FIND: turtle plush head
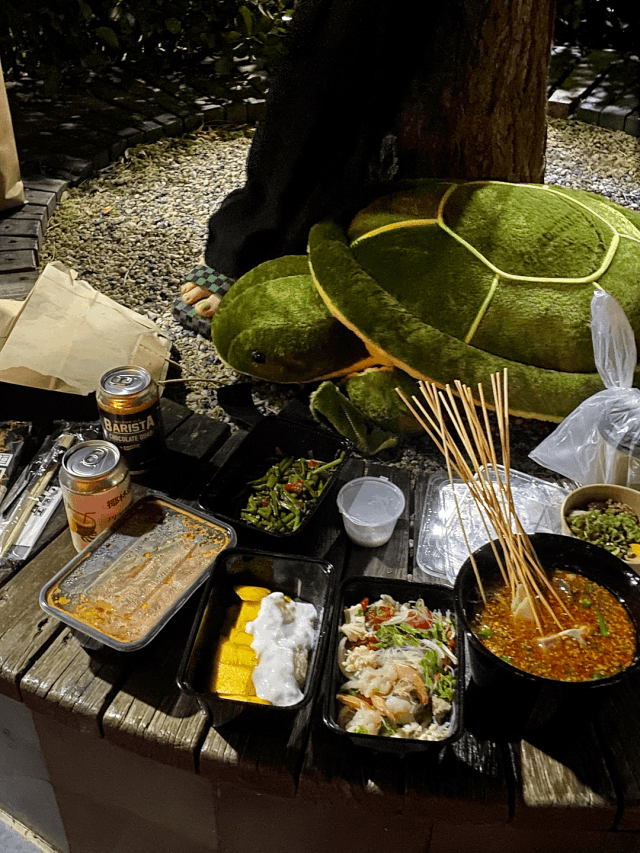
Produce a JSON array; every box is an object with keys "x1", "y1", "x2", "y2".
[{"x1": 211, "y1": 255, "x2": 374, "y2": 383}]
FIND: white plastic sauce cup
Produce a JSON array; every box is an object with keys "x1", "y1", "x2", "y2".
[{"x1": 336, "y1": 476, "x2": 405, "y2": 547}]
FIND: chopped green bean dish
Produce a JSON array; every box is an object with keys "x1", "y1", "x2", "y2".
[
  {"x1": 566, "y1": 499, "x2": 640, "y2": 559},
  {"x1": 239, "y1": 452, "x2": 345, "y2": 533}
]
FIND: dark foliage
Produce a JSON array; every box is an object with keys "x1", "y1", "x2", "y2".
[
  {"x1": 0, "y1": 0, "x2": 293, "y2": 97},
  {"x1": 554, "y1": 0, "x2": 637, "y2": 54},
  {"x1": 0, "y1": 1, "x2": 635, "y2": 96}
]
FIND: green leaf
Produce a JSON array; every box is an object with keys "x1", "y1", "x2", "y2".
[
  {"x1": 165, "y1": 18, "x2": 182, "y2": 35},
  {"x1": 77, "y1": 1, "x2": 94, "y2": 23},
  {"x1": 214, "y1": 56, "x2": 235, "y2": 76},
  {"x1": 95, "y1": 26, "x2": 119, "y2": 49},
  {"x1": 239, "y1": 6, "x2": 253, "y2": 35},
  {"x1": 42, "y1": 68, "x2": 63, "y2": 96},
  {"x1": 596, "y1": 611, "x2": 609, "y2": 637}
]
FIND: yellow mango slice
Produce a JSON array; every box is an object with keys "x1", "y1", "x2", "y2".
[
  {"x1": 212, "y1": 662, "x2": 254, "y2": 696},
  {"x1": 234, "y1": 585, "x2": 271, "y2": 602},
  {"x1": 228, "y1": 627, "x2": 254, "y2": 645},
  {"x1": 208, "y1": 585, "x2": 272, "y2": 704},
  {"x1": 216, "y1": 643, "x2": 257, "y2": 666}
]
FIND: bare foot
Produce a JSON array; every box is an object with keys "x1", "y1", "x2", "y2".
[{"x1": 180, "y1": 282, "x2": 222, "y2": 317}]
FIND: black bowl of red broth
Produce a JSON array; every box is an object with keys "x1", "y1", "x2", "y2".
[{"x1": 454, "y1": 532, "x2": 640, "y2": 736}]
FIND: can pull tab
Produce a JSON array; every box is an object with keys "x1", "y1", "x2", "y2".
[
  {"x1": 111, "y1": 373, "x2": 137, "y2": 387},
  {"x1": 84, "y1": 448, "x2": 108, "y2": 468}
]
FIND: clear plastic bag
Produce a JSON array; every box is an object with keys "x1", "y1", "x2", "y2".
[{"x1": 530, "y1": 289, "x2": 640, "y2": 486}]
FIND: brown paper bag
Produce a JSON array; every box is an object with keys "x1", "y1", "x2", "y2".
[
  {"x1": 0, "y1": 59, "x2": 26, "y2": 212},
  {"x1": 0, "y1": 262, "x2": 172, "y2": 395}
]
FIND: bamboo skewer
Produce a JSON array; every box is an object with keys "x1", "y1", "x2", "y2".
[{"x1": 397, "y1": 371, "x2": 570, "y2": 632}]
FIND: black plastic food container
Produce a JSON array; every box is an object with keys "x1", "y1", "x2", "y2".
[
  {"x1": 177, "y1": 547, "x2": 336, "y2": 724},
  {"x1": 454, "y1": 532, "x2": 640, "y2": 738},
  {"x1": 322, "y1": 576, "x2": 464, "y2": 753},
  {"x1": 198, "y1": 415, "x2": 351, "y2": 540}
]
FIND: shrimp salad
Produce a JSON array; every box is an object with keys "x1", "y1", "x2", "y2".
[{"x1": 336, "y1": 594, "x2": 457, "y2": 740}]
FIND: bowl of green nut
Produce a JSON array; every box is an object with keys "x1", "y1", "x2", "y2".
[{"x1": 561, "y1": 483, "x2": 640, "y2": 569}]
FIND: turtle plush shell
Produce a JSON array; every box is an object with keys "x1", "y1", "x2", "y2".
[{"x1": 308, "y1": 180, "x2": 640, "y2": 421}]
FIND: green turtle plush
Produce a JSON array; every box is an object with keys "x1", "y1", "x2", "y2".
[{"x1": 211, "y1": 179, "x2": 640, "y2": 453}]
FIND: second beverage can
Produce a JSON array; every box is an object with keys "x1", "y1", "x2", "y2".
[
  {"x1": 96, "y1": 366, "x2": 165, "y2": 475},
  {"x1": 59, "y1": 440, "x2": 132, "y2": 552}
]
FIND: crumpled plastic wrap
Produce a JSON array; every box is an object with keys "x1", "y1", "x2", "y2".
[{"x1": 530, "y1": 289, "x2": 640, "y2": 487}]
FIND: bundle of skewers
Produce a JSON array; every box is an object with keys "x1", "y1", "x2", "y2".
[{"x1": 397, "y1": 371, "x2": 568, "y2": 634}]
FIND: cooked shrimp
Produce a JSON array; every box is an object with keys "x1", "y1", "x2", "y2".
[
  {"x1": 392, "y1": 663, "x2": 429, "y2": 704},
  {"x1": 336, "y1": 693, "x2": 370, "y2": 711},
  {"x1": 336, "y1": 694, "x2": 384, "y2": 735},
  {"x1": 371, "y1": 694, "x2": 416, "y2": 725}
]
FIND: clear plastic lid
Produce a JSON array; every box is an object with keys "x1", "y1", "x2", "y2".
[{"x1": 415, "y1": 467, "x2": 572, "y2": 586}]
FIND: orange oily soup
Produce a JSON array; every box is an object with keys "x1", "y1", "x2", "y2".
[{"x1": 470, "y1": 570, "x2": 636, "y2": 682}]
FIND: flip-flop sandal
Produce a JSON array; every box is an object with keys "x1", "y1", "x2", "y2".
[{"x1": 172, "y1": 265, "x2": 235, "y2": 337}]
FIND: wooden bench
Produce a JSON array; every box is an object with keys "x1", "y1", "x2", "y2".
[{"x1": 1, "y1": 398, "x2": 640, "y2": 853}]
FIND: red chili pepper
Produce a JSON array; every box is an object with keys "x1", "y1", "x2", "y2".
[
  {"x1": 308, "y1": 460, "x2": 319, "y2": 468},
  {"x1": 285, "y1": 479, "x2": 305, "y2": 495}
]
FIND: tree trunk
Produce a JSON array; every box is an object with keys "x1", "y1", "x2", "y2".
[{"x1": 396, "y1": 0, "x2": 557, "y2": 182}]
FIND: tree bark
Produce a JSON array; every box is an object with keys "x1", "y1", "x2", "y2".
[
  {"x1": 396, "y1": 0, "x2": 557, "y2": 182},
  {"x1": 204, "y1": 0, "x2": 557, "y2": 278}
]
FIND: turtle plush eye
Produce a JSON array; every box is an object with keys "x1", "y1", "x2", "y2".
[{"x1": 251, "y1": 350, "x2": 267, "y2": 364}]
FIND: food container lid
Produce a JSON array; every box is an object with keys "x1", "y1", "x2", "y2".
[
  {"x1": 336, "y1": 476, "x2": 405, "y2": 527},
  {"x1": 39, "y1": 493, "x2": 236, "y2": 651},
  {"x1": 62, "y1": 440, "x2": 121, "y2": 479}
]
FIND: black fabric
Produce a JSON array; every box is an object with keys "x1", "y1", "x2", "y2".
[{"x1": 205, "y1": 0, "x2": 487, "y2": 279}]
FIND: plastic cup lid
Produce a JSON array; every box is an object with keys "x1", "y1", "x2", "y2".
[{"x1": 337, "y1": 476, "x2": 405, "y2": 527}]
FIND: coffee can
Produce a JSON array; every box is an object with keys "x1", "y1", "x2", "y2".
[
  {"x1": 60, "y1": 440, "x2": 132, "y2": 552},
  {"x1": 96, "y1": 366, "x2": 165, "y2": 474}
]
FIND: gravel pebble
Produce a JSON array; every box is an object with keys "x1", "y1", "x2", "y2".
[{"x1": 39, "y1": 119, "x2": 640, "y2": 480}]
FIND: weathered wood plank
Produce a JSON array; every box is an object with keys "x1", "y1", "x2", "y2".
[
  {"x1": 0, "y1": 218, "x2": 43, "y2": 243},
  {"x1": 0, "y1": 235, "x2": 39, "y2": 254},
  {"x1": 23, "y1": 187, "x2": 57, "y2": 218},
  {"x1": 2, "y1": 203, "x2": 49, "y2": 229},
  {"x1": 513, "y1": 740, "x2": 614, "y2": 831},
  {"x1": 0, "y1": 270, "x2": 38, "y2": 299},
  {"x1": 0, "y1": 532, "x2": 73, "y2": 700},
  {"x1": 20, "y1": 626, "x2": 130, "y2": 736},
  {"x1": 591, "y1": 675, "x2": 640, "y2": 830},
  {"x1": 0, "y1": 248, "x2": 37, "y2": 273},
  {"x1": 23, "y1": 176, "x2": 68, "y2": 201},
  {"x1": 100, "y1": 597, "x2": 207, "y2": 771}
]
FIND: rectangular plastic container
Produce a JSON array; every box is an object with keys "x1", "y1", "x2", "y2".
[
  {"x1": 416, "y1": 467, "x2": 572, "y2": 586},
  {"x1": 176, "y1": 547, "x2": 336, "y2": 724},
  {"x1": 322, "y1": 576, "x2": 464, "y2": 753},
  {"x1": 198, "y1": 415, "x2": 351, "y2": 540},
  {"x1": 39, "y1": 493, "x2": 236, "y2": 651}
]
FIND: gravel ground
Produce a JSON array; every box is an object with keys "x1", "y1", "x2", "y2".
[{"x1": 38, "y1": 118, "x2": 640, "y2": 478}]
